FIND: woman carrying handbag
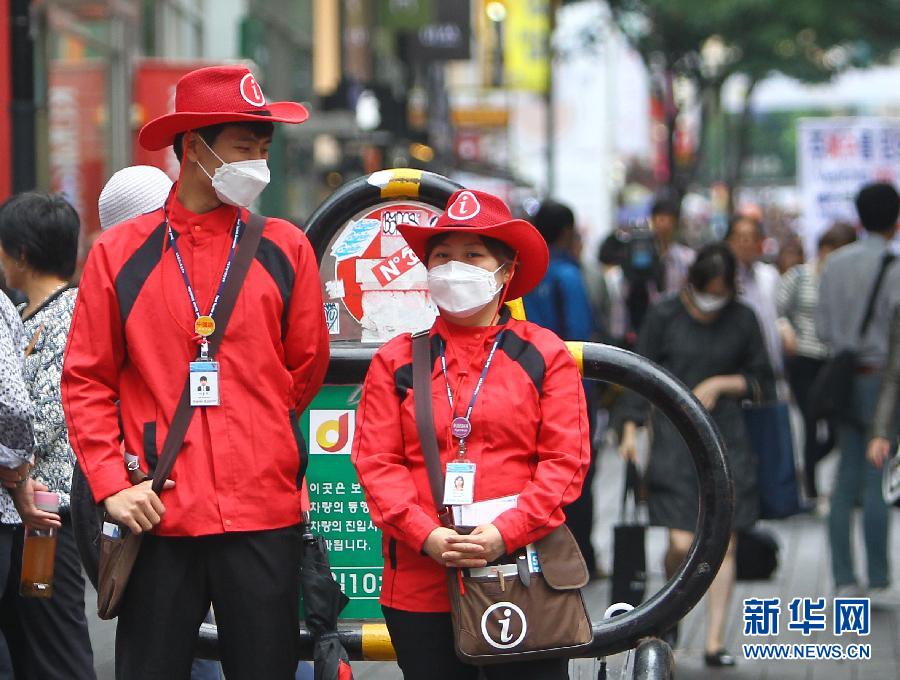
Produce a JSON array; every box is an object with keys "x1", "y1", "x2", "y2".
[{"x1": 351, "y1": 189, "x2": 591, "y2": 679}]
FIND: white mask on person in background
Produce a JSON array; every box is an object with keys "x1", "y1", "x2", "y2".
[
  {"x1": 196, "y1": 137, "x2": 270, "y2": 207},
  {"x1": 690, "y1": 286, "x2": 729, "y2": 314},
  {"x1": 427, "y1": 261, "x2": 506, "y2": 317}
]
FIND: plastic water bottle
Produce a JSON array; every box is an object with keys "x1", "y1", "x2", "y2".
[{"x1": 19, "y1": 491, "x2": 59, "y2": 598}]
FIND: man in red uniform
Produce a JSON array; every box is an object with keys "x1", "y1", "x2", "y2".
[{"x1": 62, "y1": 65, "x2": 329, "y2": 678}]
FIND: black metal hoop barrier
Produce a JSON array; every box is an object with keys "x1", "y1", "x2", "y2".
[{"x1": 286, "y1": 339, "x2": 735, "y2": 661}]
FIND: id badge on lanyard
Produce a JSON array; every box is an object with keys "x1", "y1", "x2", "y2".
[
  {"x1": 438, "y1": 331, "x2": 505, "y2": 507},
  {"x1": 167, "y1": 213, "x2": 242, "y2": 408},
  {"x1": 190, "y1": 361, "x2": 220, "y2": 407}
]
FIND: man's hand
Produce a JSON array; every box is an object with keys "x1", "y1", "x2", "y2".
[
  {"x1": 10, "y1": 479, "x2": 61, "y2": 530},
  {"x1": 0, "y1": 461, "x2": 31, "y2": 489},
  {"x1": 867, "y1": 437, "x2": 892, "y2": 470},
  {"x1": 103, "y1": 479, "x2": 175, "y2": 534}
]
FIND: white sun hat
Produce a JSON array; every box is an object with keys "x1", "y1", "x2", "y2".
[{"x1": 98, "y1": 165, "x2": 173, "y2": 230}]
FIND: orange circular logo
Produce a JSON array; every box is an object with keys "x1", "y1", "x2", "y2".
[{"x1": 195, "y1": 316, "x2": 216, "y2": 337}]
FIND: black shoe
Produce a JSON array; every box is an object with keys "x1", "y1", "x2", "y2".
[{"x1": 704, "y1": 649, "x2": 737, "y2": 667}]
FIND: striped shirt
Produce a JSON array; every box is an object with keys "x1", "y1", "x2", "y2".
[{"x1": 777, "y1": 263, "x2": 828, "y2": 360}]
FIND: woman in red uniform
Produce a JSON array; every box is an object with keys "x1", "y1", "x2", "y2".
[{"x1": 351, "y1": 190, "x2": 590, "y2": 679}]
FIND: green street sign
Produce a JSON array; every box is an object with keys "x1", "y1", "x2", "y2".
[{"x1": 301, "y1": 384, "x2": 383, "y2": 619}]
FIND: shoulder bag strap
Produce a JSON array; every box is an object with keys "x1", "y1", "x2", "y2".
[
  {"x1": 412, "y1": 331, "x2": 453, "y2": 528},
  {"x1": 858, "y1": 252, "x2": 896, "y2": 342},
  {"x1": 150, "y1": 211, "x2": 265, "y2": 494}
]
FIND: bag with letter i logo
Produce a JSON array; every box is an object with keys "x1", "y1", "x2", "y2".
[{"x1": 411, "y1": 331, "x2": 594, "y2": 663}]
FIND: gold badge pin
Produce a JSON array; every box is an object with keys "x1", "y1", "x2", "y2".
[{"x1": 195, "y1": 315, "x2": 216, "y2": 337}]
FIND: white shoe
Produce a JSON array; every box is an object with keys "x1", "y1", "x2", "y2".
[{"x1": 868, "y1": 587, "x2": 900, "y2": 608}]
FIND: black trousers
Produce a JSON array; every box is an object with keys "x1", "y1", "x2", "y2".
[
  {"x1": 0, "y1": 524, "x2": 14, "y2": 679},
  {"x1": 116, "y1": 524, "x2": 301, "y2": 680},
  {"x1": 383, "y1": 607, "x2": 569, "y2": 680},
  {"x1": 0, "y1": 515, "x2": 96, "y2": 680},
  {"x1": 785, "y1": 355, "x2": 835, "y2": 498},
  {"x1": 564, "y1": 386, "x2": 598, "y2": 574}
]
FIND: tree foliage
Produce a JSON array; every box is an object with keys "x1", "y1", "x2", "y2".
[{"x1": 606, "y1": 0, "x2": 900, "y2": 195}]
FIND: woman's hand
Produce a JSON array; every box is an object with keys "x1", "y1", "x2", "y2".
[
  {"x1": 0, "y1": 461, "x2": 31, "y2": 490},
  {"x1": 445, "y1": 524, "x2": 506, "y2": 566},
  {"x1": 867, "y1": 437, "x2": 892, "y2": 469},
  {"x1": 693, "y1": 377, "x2": 723, "y2": 411},
  {"x1": 424, "y1": 527, "x2": 485, "y2": 568},
  {"x1": 10, "y1": 479, "x2": 62, "y2": 530},
  {"x1": 619, "y1": 421, "x2": 639, "y2": 462}
]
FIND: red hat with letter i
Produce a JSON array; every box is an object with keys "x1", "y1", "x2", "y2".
[
  {"x1": 398, "y1": 189, "x2": 549, "y2": 300},
  {"x1": 138, "y1": 65, "x2": 309, "y2": 151}
]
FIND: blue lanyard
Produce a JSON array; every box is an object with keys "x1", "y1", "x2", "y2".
[
  {"x1": 438, "y1": 330, "x2": 506, "y2": 426},
  {"x1": 166, "y1": 216, "x2": 242, "y2": 326}
]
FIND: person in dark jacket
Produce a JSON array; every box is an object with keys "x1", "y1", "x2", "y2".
[
  {"x1": 620, "y1": 243, "x2": 775, "y2": 668},
  {"x1": 523, "y1": 199, "x2": 601, "y2": 576},
  {"x1": 353, "y1": 189, "x2": 590, "y2": 680}
]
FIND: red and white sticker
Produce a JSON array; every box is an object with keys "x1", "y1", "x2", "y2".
[
  {"x1": 447, "y1": 190, "x2": 481, "y2": 221},
  {"x1": 240, "y1": 73, "x2": 266, "y2": 107},
  {"x1": 371, "y1": 246, "x2": 421, "y2": 287},
  {"x1": 324, "y1": 202, "x2": 441, "y2": 342}
]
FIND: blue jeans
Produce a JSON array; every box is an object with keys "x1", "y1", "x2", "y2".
[{"x1": 828, "y1": 374, "x2": 892, "y2": 588}]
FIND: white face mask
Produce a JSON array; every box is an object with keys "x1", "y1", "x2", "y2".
[
  {"x1": 427, "y1": 261, "x2": 506, "y2": 317},
  {"x1": 196, "y1": 137, "x2": 270, "y2": 207},
  {"x1": 690, "y1": 286, "x2": 729, "y2": 314}
]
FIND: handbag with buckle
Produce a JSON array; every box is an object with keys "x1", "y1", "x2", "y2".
[
  {"x1": 95, "y1": 211, "x2": 265, "y2": 620},
  {"x1": 411, "y1": 331, "x2": 593, "y2": 663}
]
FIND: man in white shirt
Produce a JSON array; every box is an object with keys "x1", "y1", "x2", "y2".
[{"x1": 726, "y1": 215, "x2": 784, "y2": 377}]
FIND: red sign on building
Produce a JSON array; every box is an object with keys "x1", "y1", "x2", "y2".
[{"x1": 132, "y1": 59, "x2": 211, "y2": 179}]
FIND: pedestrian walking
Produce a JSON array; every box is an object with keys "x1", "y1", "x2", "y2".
[
  {"x1": 868, "y1": 303, "x2": 900, "y2": 475},
  {"x1": 619, "y1": 243, "x2": 775, "y2": 667},
  {"x1": 352, "y1": 189, "x2": 590, "y2": 679},
  {"x1": 816, "y1": 182, "x2": 900, "y2": 605},
  {"x1": 523, "y1": 198, "x2": 601, "y2": 577},
  {"x1": 777, "y1": 223, "x2": 856, "y2": 503},
  {"x1": 650, "y1": 197, "x2": 695, "y2": 294},
  {"x1": 0, "y1": 193, "x2": 96, "y2": 679},
  {"x1": 62, "y1": 64, "x2": 329, "y2": 678},
  {"x1": 725, "y1": 215, "x2": 784, "y2": 377}
]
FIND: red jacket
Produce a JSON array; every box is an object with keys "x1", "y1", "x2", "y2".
[
  {"x1": 351, "y1": 314, "x2": 589, "y2": 612},
  {"x1": 62, "y1": 193, "x2": 329, "y2": 536}
]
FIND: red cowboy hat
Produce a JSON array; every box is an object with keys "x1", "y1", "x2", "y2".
[
  {"x1": 398, "y1": 189, "x2": 549, "y2": 300},
  {"x1": 139, "y1": 65, "x2": 309, "y2": 151}
]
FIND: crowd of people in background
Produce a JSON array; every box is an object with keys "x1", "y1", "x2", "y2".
[
  {"x1": 520, "y1": 181, "x2": 900, "y2": 666},
  {"x1": 2, "y1": 161, "x2": 900, "y2": 675}
]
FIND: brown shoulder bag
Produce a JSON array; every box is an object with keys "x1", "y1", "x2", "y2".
[
  {"x1": 411, "y1": 331, "x2": 594, "y2": 664},
  {"x1": 96, "y1": 212, "x2": 265, "y2": 620}
]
